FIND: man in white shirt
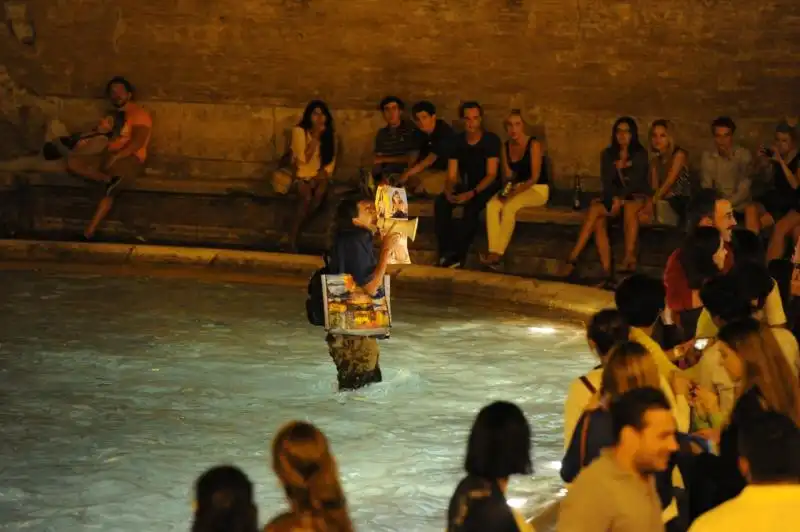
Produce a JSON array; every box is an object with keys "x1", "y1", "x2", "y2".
[
  {"x1": 700, "y1": 116, "x2": 753, "y2": 221},
  {"x1": 688, "y1": 410, "x2": 800, "y2": 532}
]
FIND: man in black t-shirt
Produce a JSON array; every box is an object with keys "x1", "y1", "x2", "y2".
[
  {"x1": 397, "y1": 100, "x2": 454, "y2": 197},
  {"x1": 434, "y1": 101, "x2": 501, "y2": 268}
]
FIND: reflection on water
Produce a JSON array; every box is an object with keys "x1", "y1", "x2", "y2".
[{"x1": 0, "y1": 271, "x2": 594, "y2": 531}]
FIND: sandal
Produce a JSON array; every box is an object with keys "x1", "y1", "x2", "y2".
[
  {"x1": 594, "y1": 275, "x2": 617, "y2": 291},
  {"x1": 479, "y1": 252, "x2": 504, "y2": 271},
  {"x1": 618, "y1": 259, "x2": 637, "y2": 275},
  {"x1": 558, "y1": 258, "x2": 578, "y2": 278}
]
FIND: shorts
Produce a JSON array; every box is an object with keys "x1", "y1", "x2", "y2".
[
  {"x1": 69, "y1": 151, "x2": 143, "y2": 196},
  {"x1": 756, "y1": 190, "x2": 797, "y2": 220}
]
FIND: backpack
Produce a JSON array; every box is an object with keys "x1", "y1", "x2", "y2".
[{"x1": 306, "y1": 250, "x2": 344, "y2": 327}]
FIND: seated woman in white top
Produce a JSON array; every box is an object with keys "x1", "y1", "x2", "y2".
[
  {"x1": 480, "y1": 110, "x2": 549, "y2": 270},
  {"x1": 273, "y1": 100, "x2": 337, "y2": 252}
]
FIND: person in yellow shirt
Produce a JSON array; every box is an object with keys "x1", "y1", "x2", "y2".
[
  {"x1": 687, "y1": 411, "x2": 800, "y2": 532},
  {"x1": 614, "y1": 274, "x2": 682, "y2": 378}
]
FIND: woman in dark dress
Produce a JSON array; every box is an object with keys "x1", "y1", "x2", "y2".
[{"x1": 561, "y1": 116, "x2": 650, "y2": 286}]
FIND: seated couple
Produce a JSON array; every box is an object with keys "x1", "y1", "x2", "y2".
[
  {"x1": 701, "y1": 117, "x2": 800, "y2": 262},
  {"x1": 560, "y1": 117, "x2": 692, "y2": 286},
  {"x1": 436, "y1": 104, "x2": 550, "y2": 269},
  {"x1": 368, "y1": 97, "x2": 452, "y2": 198},
  {"x1": 7, "y1": 76, "x2": 153, "y2": 239}
]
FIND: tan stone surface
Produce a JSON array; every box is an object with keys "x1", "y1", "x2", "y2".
[{"x1": 2, "y1": 1, "x2": 799, "y2": 186}]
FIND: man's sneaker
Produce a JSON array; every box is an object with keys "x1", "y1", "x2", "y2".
[
  {"x1": 105, "y1": 176, "x2": 122, "y2": 196},
  {"x1": 442, "y1": 257, "x2": 463, "y2": 269}
]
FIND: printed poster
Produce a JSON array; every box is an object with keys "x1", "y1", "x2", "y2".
[
  {"x1": 376, "y1": 185, "x2": 409, "y2": 220},
  {"x1": 322, "y1": 274, "x2": 392, "y2": 336}
]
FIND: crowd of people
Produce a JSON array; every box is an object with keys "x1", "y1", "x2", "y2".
[
  {"x1": 558, "y1": 200, "x2": 800, "y2": 531},
  {"x1": 37, "y1": 77, "x2": 800, "y2": 531},
  {"x1": 51, "y1": 77, "x2": 800, "y2": 286}
]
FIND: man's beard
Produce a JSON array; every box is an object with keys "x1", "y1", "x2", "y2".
[{"x1": 111, "y1": 99, "x2": 127, "y2": 109}]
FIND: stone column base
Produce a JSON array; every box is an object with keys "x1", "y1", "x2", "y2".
[{"x1": 326, "y1": 334, "x2": 382, "y2": 391}]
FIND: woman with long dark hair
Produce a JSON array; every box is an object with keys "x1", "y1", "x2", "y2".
[
  {"x1": 191, "y1": 465, "x2": 259, "y2": 532},
  {"x1": 560, "y1": 116, "x2": 650, "y2": 286},
  {"x1": 273, "y1": 100, "x2": 337, "y2": 252}
]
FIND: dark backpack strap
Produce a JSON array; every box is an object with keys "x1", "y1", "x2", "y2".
[
  {"x1": 579, "y1": 412, "x2": 592, "y2": 467},
  {"x1": 579, "y1": 375, "x2": 597, "y2": 394}
]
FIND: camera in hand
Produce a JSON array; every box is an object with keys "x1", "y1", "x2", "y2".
[{"x1": 762, "y1": 147, "x2": 775, "y2": 158}]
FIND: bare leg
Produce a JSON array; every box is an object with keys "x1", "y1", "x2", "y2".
[
  {"x1": 593, "y1": 216, "x2": 613, "y2": 275},
  {"x1": 567, "y1": 201, "x2": 607, "y2": 262},
  {"x1": 67, "y1": 156, "x2": 111, "y2": 183},
  {"x1": 84, "y1": 196, "x2": 114, "y2": 239},
  {"x1": 767, "y1": 211, "x2": 800, "y2": 261},
  {"x1": 621, "y1": 200, "x2": 643, "y2": 270},
  {"x1": 287, "y1": 180, "x2": 314, "y2": 251},
  {"x1": 308, "y1": 178, "x2": 328, "y2": 215},
  {"x1": 743, "y1": 203, "x2": 763, "y2": 234}
]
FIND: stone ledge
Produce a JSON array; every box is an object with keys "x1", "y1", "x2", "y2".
[
  {"x1": 0, "y1": 239, "x2": 615, "y2": 318},
  {"x1": 408, "y1": 200, "x2": 585, "y2": 225}
]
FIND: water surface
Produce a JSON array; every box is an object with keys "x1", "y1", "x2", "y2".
[{"x1": 0, "y1": 271, "x2": 593, "y2": 531}]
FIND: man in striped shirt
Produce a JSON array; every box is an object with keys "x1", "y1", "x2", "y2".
[{"x1": 370, "y1": 96, "x2": 419, "y2": 189}]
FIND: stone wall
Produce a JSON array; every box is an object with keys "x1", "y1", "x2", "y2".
[{"x1": 2, "y1": 0, "x2": 799, "y2": 187}]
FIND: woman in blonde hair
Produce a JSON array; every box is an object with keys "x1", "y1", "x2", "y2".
[
  {"x1": 707, "y1": 318, "x2": 800, "y2": 506},
  {"x1": 265, "y1": 421, "x2": 353, "y2": 532},
  {"x1": 560, "y1": 342, "x2": 685, "y2": 527},
  {"x1": 561, "y1": 341, "x2": 662, "y2": 482},
  {"x1": 647, "y1": 119, "x2": 693, "y2": 229},
  {"x1": 479, "y1": 109, "x2": 549, "y2": 270}
]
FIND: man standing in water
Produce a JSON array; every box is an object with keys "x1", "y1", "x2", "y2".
[{"x1": 327, "y1": 197, "x2": 401, "y2": 390}]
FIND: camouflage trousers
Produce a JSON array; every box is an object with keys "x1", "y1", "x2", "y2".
[{"x1": 326, "y1": 334, "x2": 382, "y2": 391}]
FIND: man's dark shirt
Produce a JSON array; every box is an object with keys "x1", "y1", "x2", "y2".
[
  {"x1": 449, "y1": 131, "x2": 502, "y2": 190},
  {"x1": 329, "y1": 227, "x2": 376, "y2": 287},
  {"x1": 416, "y1": 119, "x2": 454, "y2": 171}
]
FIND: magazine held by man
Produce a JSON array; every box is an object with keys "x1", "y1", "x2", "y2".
[
  {"x1": 375, "y1": 184, "x2": 413, "y2": 264},
  {"x1": 322, "y1": 274, "x2": 392, "y2": 336}
]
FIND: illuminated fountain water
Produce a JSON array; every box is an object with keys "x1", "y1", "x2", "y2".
[{"x1": 0, "y1": 270, "x2": 594, "y2": 531}]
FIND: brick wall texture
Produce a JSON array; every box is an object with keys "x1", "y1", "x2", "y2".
[{"x1": 2, "y1": 0, "x2": 799, "y2": 187}]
